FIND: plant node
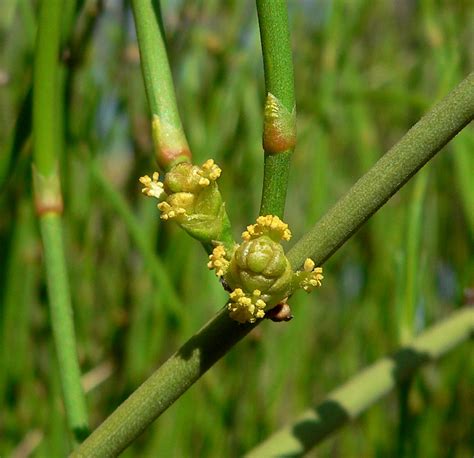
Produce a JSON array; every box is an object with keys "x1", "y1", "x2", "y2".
[
  {"x1": 263, "y1": 93, "x2": 296, "y2": 154},
  {"x1": 32, "y1": 165, "x2": 64, "y2": 215},
  {"x1": 152, "y1": 114, "x2": 192, "y2": 170}
]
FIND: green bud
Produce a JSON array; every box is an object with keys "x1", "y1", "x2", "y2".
[
  {"x1": 140, "y1": 159, "x2": 232, "y2": 249},
  {"x1": 225, "y1": 235, "x2": 293, "y2": 307},
  {"x1": 207, "y1": 215, "x2": 324, "y2": 324}
]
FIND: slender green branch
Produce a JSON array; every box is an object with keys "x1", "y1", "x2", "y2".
[
  {"x1": 246, "y1": 307, "x2": 474, "y2": 457},
  {"x1": 131, "y1": 0, "x2": 191, "y2": 170},
  {"x1": 287, "y1": 72, "x2": 474, "y2": 269},
  {"x1": 132, "y1": 0, "x2": 234, "y2": 254},
  {"x1": 33, "y1": 0, "x2": 61, "y2": 176},
  {"x1": 71, "y1": 310, "x2": 257, "y2": 457},
  {"x1": 39, "y1": 215, "x2": 89, "y2": 442},
  {"x1": 73, "y1": 74, "x2": 473, "y2": 457},
  {"x1": 33, "y1": 0, "x2": 88, "y2": 444},
  {"x1": 257, "y1": 0, "x2": 296, "y2": 217}
]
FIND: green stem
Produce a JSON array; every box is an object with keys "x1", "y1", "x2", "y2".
[
  {"x1": 287, "y1": 72, "x2": 474, "y2": 269},
  {"x1": 131, "y1": 0, "x2": 191, "y2": 170},
  {"x1": 33, "y1": 0, "x2": 88, "y2": 444},
  {"x1": 257, "y1": 0, "x2": 296, "y2": 217},
  {"x1": 40, "y1": 215, "x2": 89, "y2": 443},
  {"x1": 71, "y1": 310, "x2": 257, "y2": 457},
  {"x1": 33, "y1": 0, "x2": 61, "y2": 176},
  {"x1": 246, "y1": 307, "x2": 474, "y2": 457},
  {"x1": 73, "y1": 74, "x2": 473, "y2": 457}
]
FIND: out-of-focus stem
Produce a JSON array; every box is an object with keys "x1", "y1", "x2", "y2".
[
  {"x1": 246, "y1": 307, "x2": 474, "y2": 457},
  {"x1": 89, "y1": 160, "x2": 186, "y2": 325},
  {"x1": 399, "y1": 171, "x2": 429, "y2": 344}
]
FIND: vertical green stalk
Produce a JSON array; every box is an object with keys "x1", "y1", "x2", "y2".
[
  {"x1": 256, "y1": 0, "x2": 296, "y2": 218},
  {"x1": 131, "y1": 0, "x2": 191, "y2": 170},
  {"x1": 396, "y1": 171, "x2": 428, "y2": 457},
  {"x1": 33, "y1": 0, "x2": 88, "y2": 444},
  {"x1": 399, "y1": 171, "x2": 429, "y2": 344}
]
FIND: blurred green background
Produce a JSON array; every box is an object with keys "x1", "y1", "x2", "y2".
[{"x1": 1, "y1": 0, "x2": 473, "y2": 456}]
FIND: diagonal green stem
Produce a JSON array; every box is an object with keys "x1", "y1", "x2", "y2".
[
  {"x1": 72, "y1": 74, "x2": 473, "y2": 457},
  {"x1": 257, "y1": 0, "x2": 296, "y2": 217},
  {"x1": 246, "y1": 307, "x2": 474, "y2": 457},
  {"x1": 71, "y1": 310, "x2": 257, "y2": 457},
  {"x1": 131, "y1": 0, "x2": 191, "y2": 170},
  {"x1": 33, "y1": 0, "x2": 88, "y2": 445},
  {"x1": 287, "y1": 72, "x2": 474, "y2": 269}
]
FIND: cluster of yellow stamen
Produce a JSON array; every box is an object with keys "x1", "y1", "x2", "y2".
[
  {"x1": 139, "y1": 159, "x2": 223, "y2": 222},
  {"x1": 157, "y1": 201, "x2": 186, "y2": 221},
  {"x1": 207, "y1": 245, "x2": 229, "y2": 277},
  {"x1": 299, "y1": 258, "x2": 324, "y2": 292},
  {"x1": 139, "y1": 172, "x2": 165, "y2": 200},
  {"x1": 242, "y1": 215, "x2": 291, "y2": 242},
  {"x1": 228, "y1": 288, "x2": 267, "y2": 324},
  {"x1": 197, "y1": 159, "x2": 221, "y2": 187}
]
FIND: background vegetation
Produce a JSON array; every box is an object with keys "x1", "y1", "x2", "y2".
[{"x1": 1, "y1": 0, "x2": 473, "y2": 456}]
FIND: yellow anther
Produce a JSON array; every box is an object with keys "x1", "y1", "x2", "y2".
[
  {"x1": 198, "y1": 177, "x2": 211, "y2": 187},
  {"x1": 256, "y1": 299, "x2": 266, "y2": 309},
  {"x1": 304, "y1": 258, "x2": 315, "y2": 272}
]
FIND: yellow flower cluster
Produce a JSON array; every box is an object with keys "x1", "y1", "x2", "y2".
[
  {"x1": 207, "y1": 245, "x2": 228, "y2": 277},
  {"x1": 139, "y1": 172, "x2": 165, "y2": 200},
  {"x1": 242, "y1": 215, "x2": 291, "y2": 242},
  {"x1": 207, "y1": 214, "x2": 323, "y2": 324},
  {"x1": 299, "y1": 258, "x2": 324, "y2": 292},
  {"x1": 228, "y1": 288, "x2": 266, "y2": 324},
  {"x1": 157, "y1": 201, "x2": 186, "y2": 220},
  {"x1": 139, "y1": 159, "x2": 222, "y2": 222},
  {"x1": 198, "y1": 159, "x2": 221, "y2": 186}
]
